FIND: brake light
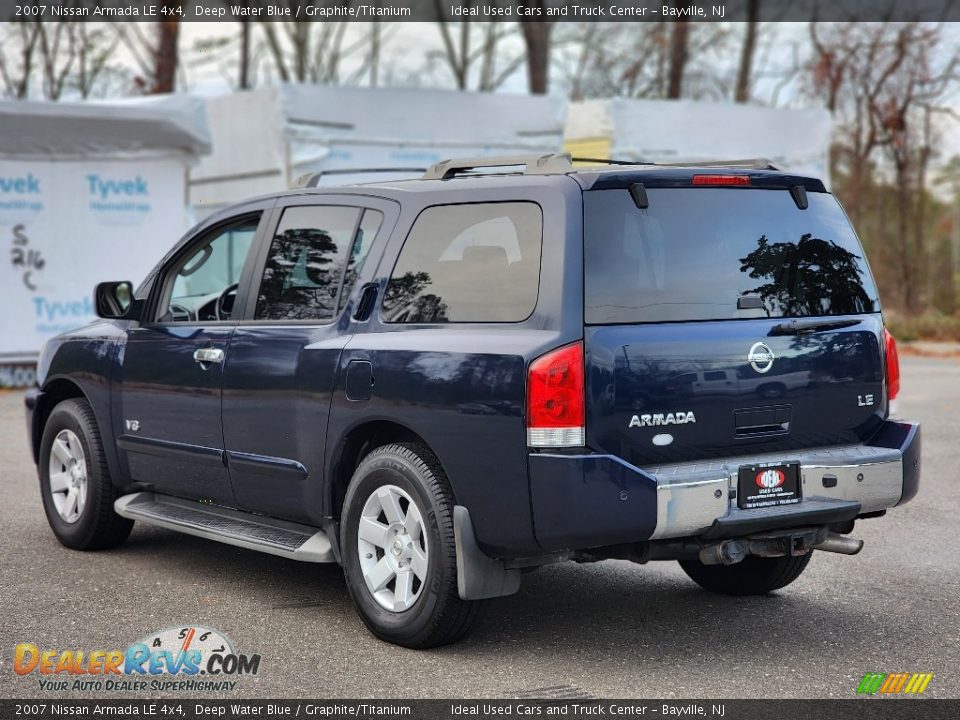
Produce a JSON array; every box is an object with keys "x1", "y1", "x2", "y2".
[
  {"x1": 884, "y1": 328, "x2": 900, "y2": 401},
  {"x1": 692, "y1": 174, "x2": 751, "y2": 186},
  {"x1": 527, "y1": 341, "x2": 585, "y2": 447}
]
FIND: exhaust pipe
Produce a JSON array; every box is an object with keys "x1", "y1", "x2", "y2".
[
  {"x1": 813, "y1": 532, "x2": 864, "y2": 555},
  {"x1": 699, "y1": 539, "x2": 747, "y2": 566},
  {"x1": 698, "y1": 530, "x2": 864, "y2": 565}
]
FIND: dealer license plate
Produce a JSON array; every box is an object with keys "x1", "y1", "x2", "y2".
[{"x1": 737, "y1": 462, "x2": 801, "y2": 509}]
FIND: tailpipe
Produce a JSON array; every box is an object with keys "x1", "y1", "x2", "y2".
[
  {"x1": 699, "y1": 539, "x2": 747, "y2": 566},
  {"x1": 813, "y1": 532, "x2": 864, "y2": 555},
  {"x1": 697, "y1": 529, "x2": 863, "y2": 565}
]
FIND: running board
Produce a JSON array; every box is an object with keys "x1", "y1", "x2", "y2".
[{"x1": 114, "y1": 492, "x2": 335, "y2": 563}]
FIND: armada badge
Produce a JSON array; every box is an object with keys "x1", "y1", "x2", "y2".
[{"x1": 629, "y1": 412, "x2": 696, "y2": 428}]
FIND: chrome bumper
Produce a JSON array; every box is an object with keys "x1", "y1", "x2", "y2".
[{"x1": 645, "y1": 425, "x2": 919, "y2": 541}]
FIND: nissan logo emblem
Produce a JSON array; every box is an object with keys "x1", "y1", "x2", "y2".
[{"x1": 748, "y1": 342, "x2": 775, "y2": 374}]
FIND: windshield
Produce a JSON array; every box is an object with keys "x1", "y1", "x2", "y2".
[{"x1": 583, "y1": 188, "x2": 879, "y2": 324}]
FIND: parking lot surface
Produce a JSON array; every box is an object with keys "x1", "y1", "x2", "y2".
[{"x1": 1, "y1": 356, "x2": 958, "y2": 699}]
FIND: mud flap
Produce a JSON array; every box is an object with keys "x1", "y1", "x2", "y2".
[{"x1": 454, "y1": 506, "x2": 521, "y2": 600}]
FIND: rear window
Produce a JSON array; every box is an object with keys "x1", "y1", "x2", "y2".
[{"x1": 584, "y1": 188, "x2": 879, "y2": 324}]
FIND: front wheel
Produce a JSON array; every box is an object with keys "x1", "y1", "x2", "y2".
[
  {"x1": 679, "y1": 553, "x2": 812, "y2": 596},
  {"x1": 39, "y1": 398, "x2": 134, "y2": 550},
  {"x1": 340, "y1": 443, "x2": 482, "y2": 648}
]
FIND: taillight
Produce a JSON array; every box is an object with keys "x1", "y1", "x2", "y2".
[
  {"x1": 884, "y1": 328, "x2": 900, "y2": 402},
  {"x1": 527, "y1": 341, "x2": 585, "y2": 448},
  {"x1": 692, "y1": 174, "x2": 751, "y2": 186}
]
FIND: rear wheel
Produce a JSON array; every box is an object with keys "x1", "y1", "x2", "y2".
[
  {"x1": 679, "y1": 553, "x2": 812, "y2": 595},
  {"x1": 39, "y1": 398, "x2": 133, "y2": 550},
  {"x1": 340, "y1": 442, "x2": 482, "y2": 648}
]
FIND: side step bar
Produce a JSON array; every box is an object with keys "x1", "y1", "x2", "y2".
[{"x1": 115, "y1": 492, "x2": 335, "y2": 563}]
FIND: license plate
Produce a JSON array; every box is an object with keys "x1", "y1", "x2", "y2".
[{"x1": 738, "y1": 462, "x2": 801, "y2": 509}]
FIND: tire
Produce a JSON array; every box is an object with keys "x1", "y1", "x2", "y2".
[
  {"x1": 38, "y1": 398, "x2": 134, "y2": 550},
  {"x1": 679, "y1": 553, "x2": 812, "y2": 596},
  {"x1": 340, "y1": 442, "x2": 482, "y2": 648}
]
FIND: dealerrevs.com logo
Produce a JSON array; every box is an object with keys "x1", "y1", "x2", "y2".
[{"x1": 14, "y1": 626, "x2": 260, "y2": 693}]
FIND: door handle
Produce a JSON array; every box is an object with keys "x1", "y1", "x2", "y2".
[
  {"x1": 353, "y1": 283, "x2": 379, "y2": 322},
  {"x1": 193, "y1": 348, "x2": 225, "y2": 365}
]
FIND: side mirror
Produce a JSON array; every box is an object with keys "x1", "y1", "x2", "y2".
[{"x1": 94, "y1": 281, "x2": 142, "y2": 321}]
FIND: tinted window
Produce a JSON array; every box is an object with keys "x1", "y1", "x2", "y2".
[
  {"x1": 382, "y1": 202, "x2": 542, "y2": 323},
  {"x1": 255, "y1": 205, "x2": 361, "y2": 321},
  {"x1": 337, "y1": 210, "x2": 382, "y2": 315},
  {"x1": 584, "y1": 189, "x2": 879, "y2": 324}
]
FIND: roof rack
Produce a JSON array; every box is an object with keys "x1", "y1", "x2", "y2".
[
  {"x1": 292, "y1": 168, "x2": 428, "y2": 189},
  {"x1": 422, "y1": 153, "x2": 574, "y2": 180},
  {"x1": 659, "y1": 158, "x2": 782, "y2": 171}
]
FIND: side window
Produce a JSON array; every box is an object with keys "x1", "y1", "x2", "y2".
[
  {"x1": 381, "y1": 202, "x2": 542, "y2": 323},
  {"x1": 255, "y1": 205, "x2": 366, "y2": 321},
  {"x1": 338, "y1": 210, "x2": 382, "y2": 315},
  {"x1": 161, "y1": 215, "x2": 260, "y2": 322}
]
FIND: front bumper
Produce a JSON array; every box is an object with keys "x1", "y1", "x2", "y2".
[
  {"x1": 528, "y1": 419, "x2": 920, "y2": 551},
  {"x1": 24, "y1": 387, "x2": 43, "y2": 464}
]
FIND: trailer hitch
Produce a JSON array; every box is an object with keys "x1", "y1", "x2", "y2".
[{"x1": 699, "y1": 527, "x2": 863, "y2": 566}]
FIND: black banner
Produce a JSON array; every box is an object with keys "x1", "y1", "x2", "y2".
[
  {"x1": 1, "y1": 700, "x2": 957, "y2": 720},
  {"x1": 1, "y1": 0, "x2": 959, "y2": 23}
]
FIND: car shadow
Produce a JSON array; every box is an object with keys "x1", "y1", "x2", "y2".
[
  {"x1": 100, "y1": 524, "x2": 880, "y2": 674},
  {"x1": 116, "y1": 524, "x2": 347, "y2": 606},
  {"x1": 448, "y1": 558, "x2": 883, "y2": 682}
]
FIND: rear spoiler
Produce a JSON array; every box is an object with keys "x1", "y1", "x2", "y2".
[{"x1": 587, "y1": 169, "x2": 827, "y2": 194}]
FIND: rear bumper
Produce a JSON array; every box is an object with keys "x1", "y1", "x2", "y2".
[{"x1": 528, "y1": 419, "x2": 920, "y2": 551}]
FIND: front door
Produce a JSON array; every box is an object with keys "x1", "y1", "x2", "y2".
[
  {"x1": 221, "y1": 200, "x2": 393, "y2": 523},
  {"x1": 117, "y1": 209, "x2": 268, "y2": 504}
]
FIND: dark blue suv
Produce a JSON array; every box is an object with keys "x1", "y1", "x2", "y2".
[{"x1": 25, "y1": 154, "x2": 920, "y2": 648}]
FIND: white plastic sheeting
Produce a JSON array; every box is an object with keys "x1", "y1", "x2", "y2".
[
  {"x1": 189, "y1": 85, "x2": 567, "y2": 212},
  {"x1": 0, "y1": 95, "x2": 210, "y2": 160},
  {"x1": 1, "y1": 97, "x2": 210, "y2": 362},
  {"x1": 567, "y1": 98, "x2": 833, "y2": 185}
]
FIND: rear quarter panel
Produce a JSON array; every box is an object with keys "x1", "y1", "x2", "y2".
[{"x1": 324, "y1": 177, "x2": 584, "y2": 558}]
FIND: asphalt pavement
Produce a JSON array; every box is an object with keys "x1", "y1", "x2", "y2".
[{"x1": 1, "y1": 356, "x2": 958, "y2": 700}]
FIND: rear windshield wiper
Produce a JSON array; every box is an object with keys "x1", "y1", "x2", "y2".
[{"x1": 769, "y1": 318, "x2": 862, "y2": 336}]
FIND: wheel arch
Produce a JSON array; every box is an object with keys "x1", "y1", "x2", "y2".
[
  {"x1": 326, "y1": 419, "x2": 450, "y2": 522},
  {"x1": 32, "y1": 377, "x2": 88, "y2": 463}
]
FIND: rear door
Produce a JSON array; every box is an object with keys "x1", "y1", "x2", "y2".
[
  {"x1": 220, "y1": 197, "x2": 395, "y2": 523},
  {"x1": 583, "y1": 182, "x2": 886, "y2": 468}
]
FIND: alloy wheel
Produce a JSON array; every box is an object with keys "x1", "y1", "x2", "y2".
[
  {"x1": 48, "y1": 429, "x2": 88, "y2": 524},
  {"x1": 357, "y1": 484, "x2": 429, "y2": 612}
]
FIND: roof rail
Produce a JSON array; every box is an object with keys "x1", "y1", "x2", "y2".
[
  {"x1": 292, "y1": 168, "x2": 428, "y2": 189},
  {"x1": 660, "y1": 158, "x2": 782, "y2": 171},
  {"x1": 422, "y1": 153, "x2": 574, "y2": 180}
]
